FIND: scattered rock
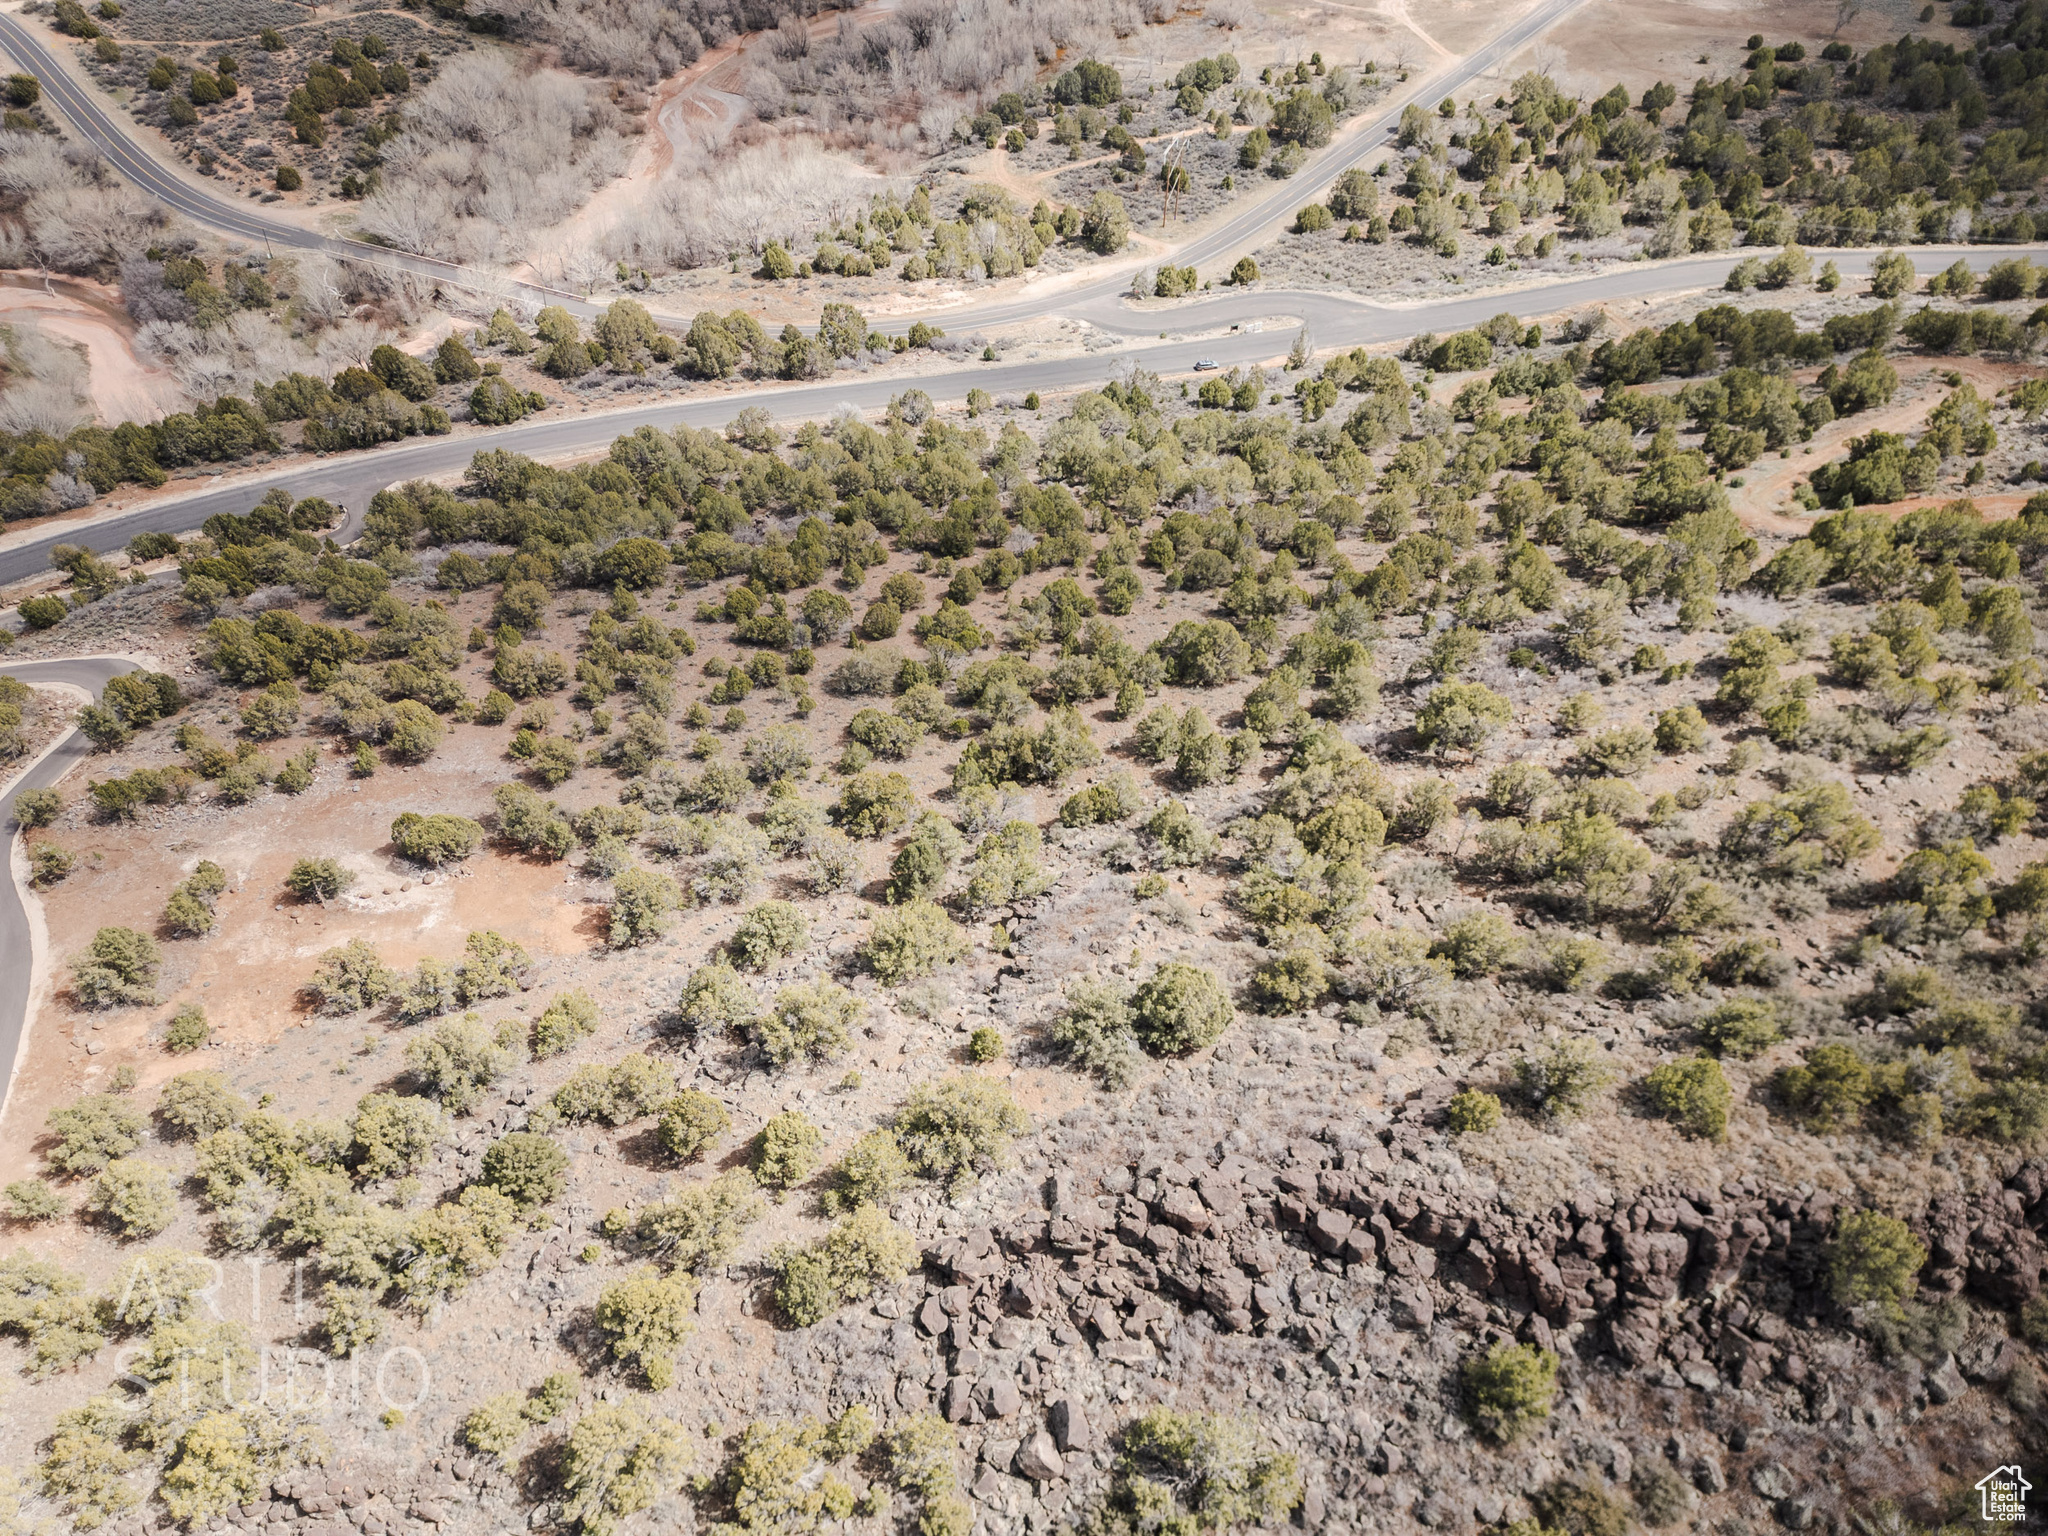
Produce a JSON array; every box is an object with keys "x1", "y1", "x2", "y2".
[
  {"x1": 1015, "y1": 1431, "x2": 1064, "y2": 1483},
  {"x1": 1925, "y1": 1353, "x2": 1968, "y2": 1405},
  {"x1": 1050, "y1": 1396, "x2": 1094, "y2": 1453}
]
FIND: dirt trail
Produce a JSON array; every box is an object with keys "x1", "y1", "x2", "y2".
[
  {"x1": 1726, "y1": 355, "x2": 2036, "y2": 536},
  {"x1": 0, "y1": 272, "x2": 185, "y2": 424},
  {"x1": 1376, "y1": 0, "x2": 1456, "y2": 61},
  {"x1": 537, "y1": 0, "x2": 904, "y2": 270}
]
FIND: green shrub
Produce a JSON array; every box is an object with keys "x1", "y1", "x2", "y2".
[
  {"x1": 752, "y1": 1111, "x2": 822, "y2": 1191},
  {"x1": 1535, "y1": 935, "x2": 1606, "y2": 993},
  {"x1": 164, "y1": 1003, "x2": 209, "y2": 1052},
  {"x1": 545, "y1": 1056, "x2": 676, "y2": 1127},
  {"x1": 595, "y1": 1267, "x2": 697, "y2": 1388},
  {"x1": 1430, "y1": 912, "x2": 1516, "y2": 977},
  {"x1": 462, "y1": 1394, "x2": 528, "y2": 1459},
  {"x1": 611, "y1": 1170, "x2": 763, "y2": 1271},
  {"x1": 403, "y1": 1015, "x2": 518, "y2": 1114},
  {"x1": 156, "y1": 1070, "x2": 245, "y2": 1138},
  {"x1": 967, "y1": 1026, "x2": 1003, "y2": 1062},
  {"x1": 19, "y1": 595, "x2": 65, "y2": 630},
  {"x1": 4, "y1": 1178, "x2": 66, "y2": 1221},
  {"x1": 1826, "y1": 1209, "x2": 1926, "y2": 1310},
  {"x1": 479, "y1": 1131, "x2": 568, "y2": 1209},
  {"x1": 1654, "y1": 705, "x2": 1709, "y2": 755},
  {"x1": 729, "y1": 901, "x2": 809, "y2": 969},
  {"x1": 759, "y1": 981, "x2": 861, "y2": 1067},
  {"x1": 350, "y1": 1092, "x2": 445, "y2": 1180},
  {"x1": 1060, "y1": 773, "x2": 1142, "y2": 827},
  {"x1": 1415, "y1": 681, "x2": 1511, "y2": 754},
  {"x1": 1130, "y1": 962, "x2": 1233, "y2": 1055},
  {"x1": 1389, "y1": 776, "x2": 1453, "y2": 843},
  {"x1": 772, "y1": 1205, "x2": 917, "y2": 1326},
  {"x1": 1445, "y1": 1089, "x2": 1501, "y2": 1133},
  {"x1": 1531, "y1": 1479, "x2": 1632, "y2": 1536},
  {"x1": 70, "y1": 926, "x2": 161, "y2": 1008},
  {"x1": 1462, "y1": 1342, "x2": 1558, "y2": 1441},
  {"x1": 527, "y1": 1373, "x2": 577, "y2": 1421},
  {"x1": 86, "y1": 1158, "x2": 176, "y2": 1236},
  {"x1": 1643, "y1": 1057, "x2": 1731, "y2": 1140},
  {"x1": 860, "y1": 899, "x2": 966, "y2": 982},
  {"x1": 849, "y1": 707, "x2": 925, "y2": 759},
  {"x1": 1514, "y1": 1038, "x2": 1612, "y2": 1119},
  {"x1": 0, "y1": 1253, "x2": 107, "y2": 1378},
  {"x1": 673, "y1": 962, "x2": 761, "y2": 1036},
  {"x1": 655, "y1": 1090, "x2": 731, "y2": 1162},
  {"x1": 40, "y1": 1397, "x2": 143, "y2": 1526},
  {"x1": 609, "y1": 867, "x2": 681, "y2": 947},
  {"x1": 45, "y1": 1093, "x2": 143, "y2": 1174},
  {"x1": 1051, "y1": 978, "x2": 1142, "y2": 1088},
  {"x1": 1696, "y1": 996, "x2": 1782, "y2": 1058},
  {"x1": 285, "y1": 857, "x2": 353, "y2": 902},
  {"x1": 309, "y1": 937, "x2": 396, "y2": 1014},
  {"x1": 16, "y1": 788, "x2": 62, "y2": 827},
  {"x1": 531, "y1": 989, "x2": 600, "y2": 1057},
  {"x1": 1105, "y1": 1408, "x2": 1303, "y2": 1529},
  {"x1": 559, "y1": 1403, "x2": 690, "y2": 1536},
  {"x1": 837, "y1": 769, "x2": 917, "y2": 837},
  {"x1": 1574, "y1": 725, "x2": 1655, "y2": 778},
  {"x1": 825, "y1": 1129, "x2": 912, "y2": 1214},
  {"x1": 1247, "y1": 948, "x2": 1326, "y2": 1013},
  {"x1": 29, "y1": 844, "x2": 74, "y2": 888},
  {"x1": 398, "y1": 957, "x2": 462, "y2": 1023},
  {"x1": 397, "y1": 1184, "x2": 522, "y2": 1310},
  {"x1": 894, "y1": 1075, "x2": 1027, "y2": 1195},
  {"x1": 389, "y1": 811, "x2": 483, "y2": 866},
  {"x1": 1778, "y1": 1042, "x2": 1873, "y2": 1130},
  {"x1": 1144, "y1": 801, "x2": 1220, "y2": 869},
  {"x1": 887, "y1": 1412, "x2": 960, "y2": 1505}
]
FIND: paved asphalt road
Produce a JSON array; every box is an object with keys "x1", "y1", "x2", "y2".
[
  {"x1": 929, "y1": 0, "x2": 1594, "y2": 333},
  {"x1": 0, "y1": 0, "x2": 1590, "y2": 325},
  {"x1": 3, "y1": 242, "x2": 2043, "y2": 591},
  {"x1": 0, "y1": 13, "x2": 583, "y2": 311},
  {"x1": 0, "y1": 0, "x2": 2040, "y2": 1118},
  {"x1": 0, "y1": 655, "x2": 149, "y2": 1112}
]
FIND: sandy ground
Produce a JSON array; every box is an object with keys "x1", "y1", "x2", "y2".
[
  {"x1": 0, "y1": 273, "x2": 186, "y2": 425},
  {"x1": 1497, "y1": 0, "x2": 1971, "y2": 102},
  {"x1": 1722, "y1": 354, "x2": 2042, "y2": 533},
  {"x1": 541, "y1": 0, "x2": 1542, "y2": 319}
]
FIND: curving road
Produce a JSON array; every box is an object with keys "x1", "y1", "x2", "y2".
[
  {"x1": 4, "y1": 242, "x2": 2044, "y2": 591},
  {"x1": 0, "y1": 237, "x2": 2041, "y2": 1114},
  {"x1": 0, "y1": 0, "x2": 1590, "y2": 326},
  {"x1": 0, "y1": 12, "x2": 585, "y2": 312},
  {"x1": 0, "y1": 655, "x2": 150, "y2": 1115},
  {"x1": 929, "y1": 0, "x2": 1593, "y2": 333}
]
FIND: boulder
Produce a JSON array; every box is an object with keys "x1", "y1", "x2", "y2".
[
  {"x1": 1749, "y1": 1463, "x2": 1794, "y2": 1501},
  {"x1": 1160, "y1": 1185, "x2": 1209, "y2": 1234},
  {"x1": 1310, "y1": 1208, "x2": 1355, "y2": 1255},
  {"x1": 1015, "y1": 1431, "x2": 1064, "y2": 1483},
  {"x1": 1050, "y1": 1396, "x2": 1094, "y2": 1452},
  {"x1": 942, "y1": 1377, "x2": 976, "y2": 1424},
  {"x1": 1389, "y1": 1284, "x2": 1434, "y2": 1331},
  {"x1": 1925, "y1": 1353, "x2": 1968, "y2": 1405}
]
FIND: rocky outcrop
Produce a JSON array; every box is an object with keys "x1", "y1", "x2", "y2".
[{"x1": 922, "y1": 1122, "x2": 2048, "y2": 1411}]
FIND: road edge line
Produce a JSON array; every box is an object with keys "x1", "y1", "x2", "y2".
[{"x1": 0, "y1": 656, "x2": 159, "y2": 1123}]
